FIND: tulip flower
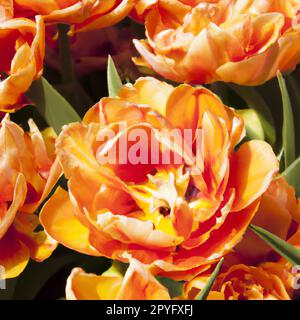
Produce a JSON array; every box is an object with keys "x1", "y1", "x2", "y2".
[
  {"x1": 66, "y1": 259, "x2": 170, "y2": 300},
  {"x1": 0, "y1": 115, "x2": 61, "y2": 279},
  {"x1": 133, "y1": 0, "x2": 300, "y2": 85},
  {"x1": 41, "y1": 77, "x2": 278, "y2": 280},
  {"x1": 14, "y1": 0, "x2": 135, "y2": 34},
  {"x1": 233, "y1": 177, "x2": 300, "y2": 264},
  {"x1": 0, "y1": 12, "x2": 45, "y2": 111},
  {"x1": 260, "y1": 235, "x2": 300, "y2": 298},
  {"x1": 186, "y1": 226, "x2": 300, "y2": 300},
  {"x1": 185, "y1": 263, "x2": 291, "y2": 300}
]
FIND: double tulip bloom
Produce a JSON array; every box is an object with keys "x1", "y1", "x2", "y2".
[
  {"x1": 54, "y1": 120, "x2": 300, "y2": 300},
  {"x1": 0, "y1": 0, "x2": 135, "y2": 112},
  {"x1": 66, "y1": 259, "x2": 170, "y2": 300},
  {"x1": 133, "y1": 0, "x2": 300, "y2": 85},
  {"x1": 1, "y1": 0, "x2": 299, "y2": 301},
  {"x1": 14, "y1": 0, "x2": 135, "y2": 34},
  {"x1": 235, "y1": 177, "x2": 300, "y2": 264},
  {"x1": 185, "y1": 176, "x2": 300, "y2": 300},
  {"x1": 0, "y1": 116, "x2": 61, "y2": 279},
  {"x1": 0, "y1": 10, "x2": 44, "y2": 111},
  {"x1": 185, "y1": 263, "x2": 292, "y2": 300},
  {"x1": 41, "y1": 77, "x2": 278, "y2": 281}
]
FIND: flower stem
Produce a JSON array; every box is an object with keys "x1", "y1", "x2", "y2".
[{"x1": 58, "y1": 24, "x2": 75, "y2": 85}]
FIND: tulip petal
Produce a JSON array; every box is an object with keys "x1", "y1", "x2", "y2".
[
  {"x1": 118, "y1": 77, "x2": 173, "y2": 117},
  {"x1": 66, "y1": 259, "x2": 170, "y2": 300},
  {"x1": 116, "y1": 259, "x2": 170, "y2": 300},
  {"x1": 133, "y1": 39, "x2": 183, "y2": 82},
  {"x1": 74, "y1": 0, "x2": 135, "y2": 33},
  {"x1": 66, "y1": 267, "x2": 123, "y2": 300},
  {"x1": 95, "y1": 212, "x2": 183, "y2": 249},
  {"x1": 12, "y1": 213, "x2": 58, "y2": 262},
  {"x1": 0, "y1": 16, "x2": 44, "y2": 111},
  {"x1": 0, "y1": 0, "x2": 13, "y2": 21},
  {"x1": 40, "y1": 187, "x2": 100, "y2": 256},
  {"x1": 235, "y1": 177, "x2": 298, "y2": 263},
  {"x1": 0, "y1": 174, "x2": 26, "y2": 239},
  {"x1": 229, "y1": 140, "x2": 279, "y2": 212},
  {"x1": 217, "y1": 28, "x2": 300, "y2": 85},
  {"x1": 0, "y1": 228, "x2": 30, "y2": 279}
]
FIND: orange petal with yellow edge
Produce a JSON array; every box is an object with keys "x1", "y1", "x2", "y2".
[
  {"x1": 118, "y1": 77, "x2": 173, "y2": 117},
  {"x1": 0, "y1": 174, "x2": 26, "y2": 239},
  {"x1": 12, "y1": 212, "x2": 57, "y2": 262},
  {"x1": 116, "y1": 259, "x2": 170, "y2": 300},
  {"x1": 40, "y1": 187, "x2": 100, "y2": 256},
  {"x1": 66, "y1": 267, "x2": 123, "y2": 300},
  {"x1": 0, "y1": 228, "x2": 30, "y2": 279},
  {"x1": 66, "y1": 259, "x2": 170, "y2": 300}
]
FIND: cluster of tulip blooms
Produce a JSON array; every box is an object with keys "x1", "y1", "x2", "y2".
[{"x1": 1, "y1": 0, "x2": 300, "y2": 301}]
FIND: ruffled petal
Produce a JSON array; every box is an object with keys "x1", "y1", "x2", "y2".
[
  {"x1": 229, "y1": 140, "x2": 278, "y2": 212},
  {"x1": 0, "y1": 174, "x2": 26, "y2": 239},
  {"x1": 12, "y1": 212, "x2": 57, "y2": 262},
  {"x1": 66, "y1": 267, "x2": 123, "y2": 300},
  {"x1": 0, "y1": 228, "x2": 30, "y2": 279},
  {"x1": 40, "y1": 187, "x2": 100, "y2": 256}
]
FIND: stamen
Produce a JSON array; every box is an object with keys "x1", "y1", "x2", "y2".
[{"x1": 159, "y1": 207, "x2": 170, "y2": 216}]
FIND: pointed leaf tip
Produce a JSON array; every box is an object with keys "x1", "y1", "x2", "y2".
[
  {"x1": 229, "y1": 84, "x2": 276, "y2": 145},
  {"x1": 277, "y1": 72, "x2": 296, "y2": 169},
  {"x1": 250, "y1": 224, "x2": 300, "y2": 265},
  {"x1": 107, "y1": 55, "x2": 122, "y2": 98},
  {"x1": 282, "y1": 156, "x2": 300, "y2": 197},
  {"x1": 197, "y1": 258, "x2": 224, "y2": 300},
  {"x1": 26, "y1": 77, "x2": 81, "y2": 134}
]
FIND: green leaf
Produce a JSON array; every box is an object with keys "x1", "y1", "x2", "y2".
[
  {"x1": 229, "y1": 84, "x2": 276, "y2": 145},
  {"x1": 250, "y1": 225, "x2": 300, "y2": 265},
  {"x1": 196, "y1": 258, "x2": 224, "y2": 300},
  {"x1": 102, "y1": 261, "x2": 128, "y2": 278},
  {"x1": 55, "y1": 82, "x2": 93, "y2": 111},
  {"x1": 107, "y1": 55, "x2": 122, "y2": 97},
  {"x1": 286, "y1": 73, "x2": 300, "y2": 111},
  {"x1": 282, "y1": 156, "x2": 300, "y2": 197},
  {"x1": 237, "y1": 109, "x2": 265, "y2": 140},
  {"x1": 26, "y1": 77, "x2": 81, "y2": 134},
  {"x1": 278, "y1": 72, "x2": 296, "y2": 169},
  {"x1": 157, "y1": 277, "x2": 184, "y2": 298}
]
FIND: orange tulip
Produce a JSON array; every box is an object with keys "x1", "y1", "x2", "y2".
[
  {"x1": 66, "y1": 258, "x2": 170, "y2": 300},
  {"x1": 185, "y1": 263, "x2": 291, "y2": 300},
  {"x1": 130, "y1": 0, "x2": 157, "y2": 21},
  {"x1": 0, "y1": 115, "x2": 61, "y2": 279},
  {"x1": 13, "y1": 0, "x2": 135, "y2": 34},
  {"x1": 0, "y1": 8, "x2": 45, "y2": 111},
  {"x1": 133, "y1": 0, "x2": 300, "y2": 85},
  {"x1": 267, "y1": 224, "x2": 300, "y2": 292},
  {"x1": 232, "y1": 177, "x2": 300, "y2": 264},
  {"x1": 186, "y1": 223, "x2": 300, "y2": 300},
  {"x1": 211, "y1": 179, "x2": 300, "y2": 300},
  {"x1": 41, "y1": 77, "x2": 278, "y2": 280}
]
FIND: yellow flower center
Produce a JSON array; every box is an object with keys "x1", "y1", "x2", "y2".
[{"x1": 128, "y1": 167, "x2": 189, "y2": 236}]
